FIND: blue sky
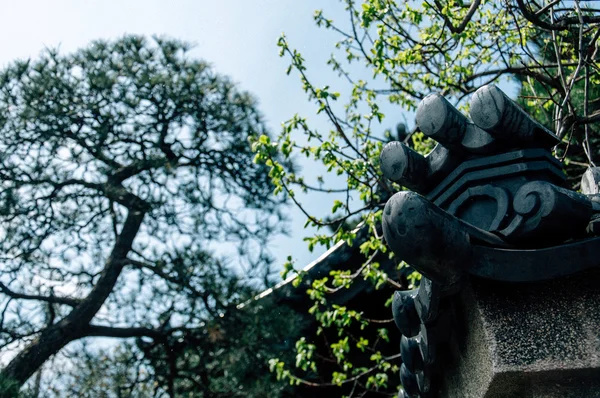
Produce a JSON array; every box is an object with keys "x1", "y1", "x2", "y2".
[{"x1": 0, "y1": 0, "x2": 364, "y2": 271}]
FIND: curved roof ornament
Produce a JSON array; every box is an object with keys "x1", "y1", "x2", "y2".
[{"x1": 381, "y1": 84, "x2": 600, "y2": 398}]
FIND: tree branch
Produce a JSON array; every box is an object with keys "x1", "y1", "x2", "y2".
[
  {"x1": 433, "y1": 0, "x2": 481, "y2": 34},
  {"x1": 577, "y1": 110, "x2": 600, "y2": 125},
  {"x1": 8, "y1": 177, "x2": 150, "y2": 212},
  {"x1": 516, "y1": 0, "x2": 600, "y2": 31},
  {"x1": 84, "y1": 324, "x2": 165, "y2": 339},
  {"x1": 1, "y1": 209, "x2": 146, "y2": 385},
  {"x1": 0, "y1": 282, "x2": 81, "y2": 308},
  {"x1": 108, "y1": 157, "x2": 176, "y2": 184}
]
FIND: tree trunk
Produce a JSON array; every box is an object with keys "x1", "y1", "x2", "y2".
[{"x1": 0, "y1": 210, "x2": 145, "y2": 386}]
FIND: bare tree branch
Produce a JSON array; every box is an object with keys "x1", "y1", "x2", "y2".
[{"x1": 0, "y1": 282, "x2": 81, "y2": 308}]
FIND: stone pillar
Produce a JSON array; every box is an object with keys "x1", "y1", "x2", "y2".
[{"x1": 443, "y1": 269, "x2": 600, "y2": 398}]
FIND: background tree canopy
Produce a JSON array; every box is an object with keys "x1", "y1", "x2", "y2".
[
  {"x1": 254, "y1": 0, "x2": 600, "y2": 396},
  {"x1": 0, "y1": 35, "x2": 293, "y2": 396}
]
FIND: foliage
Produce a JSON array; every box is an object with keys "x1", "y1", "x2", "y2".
[
  {"x1": 0, "y1": 35, "x2": 286, "y2": 393},
  {"x1": 41, "y1": 343, "x2": 157, "y2": 397},
  {"x1": 516, "y1": 27, "x2": 600, "y2": 184},
  {"x1": 254, "y1": 0, "x2": 600, "y2": 396},
  {"x1": 38, "y1": 296, "x2": 304, "y2": 397},
  {"x1": 0, "y1": 375, "x2": 25, "y2": 398},
  {"x1": 138, "y1": 297, "x2": 304, "y2": 397}
]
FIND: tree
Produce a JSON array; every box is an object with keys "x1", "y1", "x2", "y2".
[
  {"x1": 137, "y1": 296, "x2": 305, "y2": 397},
  {"x1": 0, "y1": 35, "x2": 286, "y2": 393},
  {"x1": 255, "y1": 0, "x2": 599, "y2": 396},
  {"x1": 40, "y1": 343, "x2": 158, "y2": 397},
  {"x1": 34, "y1": 294, "x2": 305, "y2": 397}
]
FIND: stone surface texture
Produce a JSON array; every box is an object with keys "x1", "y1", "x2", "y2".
[{"x1": 443, "y1": 269, "x2": 600, "y2": 397}]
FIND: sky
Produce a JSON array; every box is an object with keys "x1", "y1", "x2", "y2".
[{"x1": 0, "y1": 0, "x2": 366, "y2": 271}]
